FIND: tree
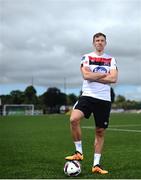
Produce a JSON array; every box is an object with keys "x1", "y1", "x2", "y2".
[
  {"x1": 0, "y1": 95, "x2": 12, "y2": 105},
  {"x1": 67, "y1": 93, "x2": 78, "y2": 105},
  {"x1": 42, "y1": 87, "x2": 66, "y2": 113},
  {"x1": 24, "y1": 86, "x2": 38, "y2": 105},
  {"x1": 10, "y1": 90, "x2": 24, "y2": 104},
  {"x1": 116, "y1": 95, "x2": 126, "y2": 103}
]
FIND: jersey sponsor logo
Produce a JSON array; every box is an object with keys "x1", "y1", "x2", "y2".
[
  {"x1": 93, "y1": 66, "x2": 107, "y2": 73},
  {"x1": 88, "y1": 56, "x2": 111, "y2": 66}
]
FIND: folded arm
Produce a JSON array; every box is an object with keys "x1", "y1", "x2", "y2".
[
  {"x1": 81, "y1": 66, "x2": 107, "y2": 81},
  {"x1": 81, "y1": 66, "x2": 118, "y2": 84},
  {"x1": 96, "y1": 69, "x2": 118, "y2": 84}
]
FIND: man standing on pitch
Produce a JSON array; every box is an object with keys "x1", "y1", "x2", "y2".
[{"x1": 65, "y1": 32, "x2": 118, "y2": 174}]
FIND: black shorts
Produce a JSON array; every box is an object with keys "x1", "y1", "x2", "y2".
[{"x1": 73, "y1": 96, "x2": 111, "y2": 129}]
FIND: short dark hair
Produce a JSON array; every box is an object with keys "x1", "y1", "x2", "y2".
[{"x1": 93, "y1": 32, "x2": 106, "y2": 42}]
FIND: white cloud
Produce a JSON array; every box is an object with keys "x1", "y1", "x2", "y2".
[{"x1": 0, "y1": 0, "x2": 141, "y2": 99}]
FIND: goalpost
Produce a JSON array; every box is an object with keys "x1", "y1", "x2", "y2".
[{"x1": 3, "y1": 104, "x2": 34, "y2": 116}]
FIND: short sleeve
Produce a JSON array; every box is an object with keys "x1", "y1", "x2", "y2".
[
  {"x1": 110, "y1": 58, "x2": 118, "y2": 70},
  {"x1": 80, "y1": 55, "x2": 89, "y2": 67}
]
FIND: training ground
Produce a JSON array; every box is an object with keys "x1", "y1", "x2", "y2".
[{"x1": 0, "y1": 113, "x2": 141, "y2": 179}]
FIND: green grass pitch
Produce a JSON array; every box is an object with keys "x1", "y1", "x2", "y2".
[{"x1": 0, "y1": 113, "x2": 141, "y2": 179}]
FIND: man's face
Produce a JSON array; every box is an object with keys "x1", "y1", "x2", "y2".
[{"x1": 93, "y1": 36, "x2": 106, "y2": 52}]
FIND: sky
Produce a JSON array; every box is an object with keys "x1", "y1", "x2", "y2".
[{"x1": 0, "y1": 0, "x2": 141, "y2": 100}]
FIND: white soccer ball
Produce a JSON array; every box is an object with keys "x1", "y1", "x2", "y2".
[{"x1": 64, "y1": 160, "x2": 81, "y2": 177}]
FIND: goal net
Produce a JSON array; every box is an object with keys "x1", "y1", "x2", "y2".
[{"x1": 3, "y1": 104, "x2": 34, "y2": 116}]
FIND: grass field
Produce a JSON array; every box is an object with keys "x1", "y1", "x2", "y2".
[{"x1": 0, "y1": 113, "x2": 141, "y2": 179}]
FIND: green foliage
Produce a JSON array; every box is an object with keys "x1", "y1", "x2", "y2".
[
  {"x1": 24, "y1": 86, "x2": 38, "y2": 105},
  {"x1": 67, "y1": 93, "x2": 78, "y2": 105},
  {"x1": 116, "y1": 95, "x2": 126, "y2": 103},
  {"x1": 41, "y1": 87, "x2": 67, "y2": 113},
  {"x1": 10, "y1": 90, "x2": 24, "y2": 104},
  {"x1": 43, "y1": 87, "x2": 66, "y2": 107},
  {"x1": 113, "y1": 95, "x2": 141, "y2": 110},
  {"x1": 0, "y1": 86, "x2": 141, "y2": 111},
  {"x1": 0, "y1": 86, "x2": 80, "y2": 113}
]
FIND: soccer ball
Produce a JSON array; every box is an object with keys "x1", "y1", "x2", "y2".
[{"x1": 64, "y1": 160, "x2": 81, "y2": 176}]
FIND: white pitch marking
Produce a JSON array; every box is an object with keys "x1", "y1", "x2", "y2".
[
  {"x1": 109, "y1": 124, "x2": 141, "y2": 127},
  {"x1": 108, "y1": 128, "x2": 141, "y2": 133},
  {"x1": 82, "y1": 126, "x2": 141, "y2": 133}
]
